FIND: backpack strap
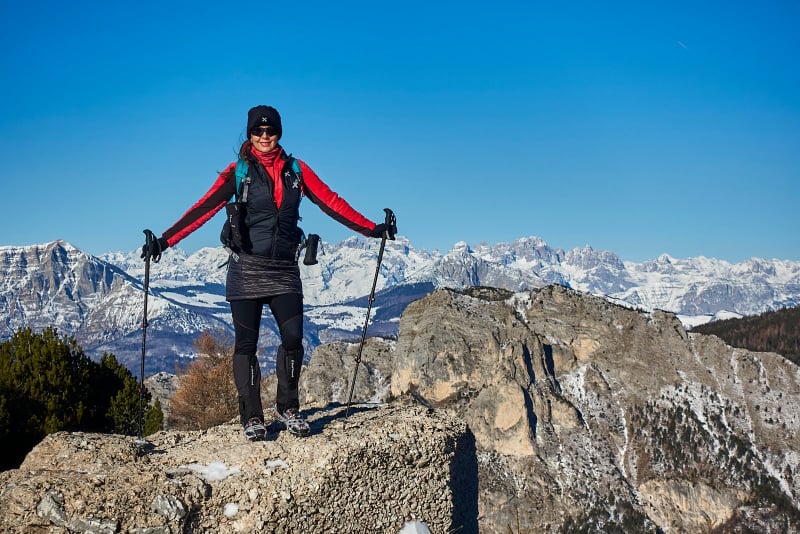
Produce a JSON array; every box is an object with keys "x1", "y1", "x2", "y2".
[
  {"x1": 233, "y1": 153, "x2": 301, "y2": 202},
  {"x1": 283, "y1": 153, "x2": 304, "y2": 193},
  {"x1": 233, "y1": 157, "x2": 251, "y2": 202}
]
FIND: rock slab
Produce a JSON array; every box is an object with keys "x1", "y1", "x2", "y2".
[{"x1": 0, "y1": 405, "x2": 476, "y2": 533}]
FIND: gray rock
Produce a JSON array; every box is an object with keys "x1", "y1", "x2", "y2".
[
  {"x1": 151, "y1": 494, "x2": 187, "y2": 521},
  {"x1": 36, "y1": 490, "x2": 67, "y2": 526},
  {"x1": 67, "y1": 516, "x2": 118, "y2": 534}
]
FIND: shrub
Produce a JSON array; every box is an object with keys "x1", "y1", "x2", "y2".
[{"x1": 168, "y1": 330, "x2": 238, "y2": 430}]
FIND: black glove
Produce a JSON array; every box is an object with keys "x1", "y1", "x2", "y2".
[
  {"x1": 370, "y1": 222, "x2": 397, "y2": 240},
  {"x1": 140, "y1": 229, "x2": 168, "y2": 263}
]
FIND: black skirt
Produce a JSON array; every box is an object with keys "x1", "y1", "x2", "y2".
[{"x1": 225, "y1": 253, "x2": 302, "y2": 301}]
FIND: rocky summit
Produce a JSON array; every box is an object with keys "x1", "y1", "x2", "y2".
[
  {"x1": 2, "y1": 284, "x2": 799, "y2": 532},
  {"x1": 0, "y1": 405, "x2": 474, "y2": 533}
]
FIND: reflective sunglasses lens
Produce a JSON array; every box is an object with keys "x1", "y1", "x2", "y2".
[{"x1": 252, "y1": 127, "x2": 276, "y2": 137}]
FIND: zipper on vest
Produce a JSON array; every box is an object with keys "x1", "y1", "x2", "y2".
[
  {"x1": 269, "y1": 158, "x2": 291, "y2": 258},
  {"x1": 271, "y1": 213, "x2": 279, "y2": 258}
]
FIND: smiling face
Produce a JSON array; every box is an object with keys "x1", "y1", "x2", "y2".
[{"x1": 250, "y1": 126, "x2": 279, "y2": 153}]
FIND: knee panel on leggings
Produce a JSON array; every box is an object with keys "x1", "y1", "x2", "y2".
[
  {"x1": 269, "y1": 293, "x2": 304, "y2": 351},
  {"x1": 279, "y1": 320, "x2": 303, "y2": 352}
]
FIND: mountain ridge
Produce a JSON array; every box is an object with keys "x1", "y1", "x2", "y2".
[{"x1": 2, "y1": 236, "x2": 798, "y2": 376}]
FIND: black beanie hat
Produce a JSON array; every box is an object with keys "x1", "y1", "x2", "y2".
[{"x1": 247, "y1": 105, "x2": 282, "y2": 138}]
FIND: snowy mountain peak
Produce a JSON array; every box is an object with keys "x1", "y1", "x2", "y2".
[
  {"x1": 450, "y1": 241, "x2": 472, "y2": 254},
  {"x1": 517, "y1": 235, "x2": 548, "y2": 247},
  {"x1": 2, "y1": 236, "x2": 799, "y2": 377}
]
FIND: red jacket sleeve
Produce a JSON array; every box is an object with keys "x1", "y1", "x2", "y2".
[
  {"x1": 162, "y1": 162, "x2": 237, "y2": 247},
  {"x1": 297, "y1": 159, "x2": 377, "y2": 236}
]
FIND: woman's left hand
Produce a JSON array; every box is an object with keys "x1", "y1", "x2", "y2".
[{"x1": 370, "y1": 223, "x2": 396, "y2": 240}]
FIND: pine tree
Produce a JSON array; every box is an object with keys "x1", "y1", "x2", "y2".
[
  {"x1": 108, "y1": 375, "x2": 148, "y2": 435},
  {"x1": 95, "y1": 353, "x2": 150, "y2": 435},
  {"x1": 0, "y1": 328, "x2": 93, "y2": 469},
  {"x1": 144, "y1": 398, "x2": 164, "y2": 436}
]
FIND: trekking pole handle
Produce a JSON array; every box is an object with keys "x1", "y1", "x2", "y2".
[
  {"x1": 382, "y1": 208, "x2": 396, "y2": 239},
  {"x1": 143, "y1": 228, "x2": 157, "y2": 250}
]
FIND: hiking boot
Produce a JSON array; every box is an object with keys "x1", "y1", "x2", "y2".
[
  {"x1": 244, "y1": 417, "x2": 267, "y2": 442},
  {"x1": 273, "y1": 406, "x2": 310, "y2": 437}
]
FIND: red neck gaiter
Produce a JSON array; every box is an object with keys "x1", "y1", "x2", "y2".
[{"x1": 250, "y1": 144, "x2": 285, "y2": 207}]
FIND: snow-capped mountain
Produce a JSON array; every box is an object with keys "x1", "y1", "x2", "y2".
[{"x1": 2, "y1": 236, "x2": 798, "y2": 376}]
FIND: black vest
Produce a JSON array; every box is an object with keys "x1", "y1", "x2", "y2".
[{"x1": 241, "y1": 154, "x2": 304, "y2": 259}]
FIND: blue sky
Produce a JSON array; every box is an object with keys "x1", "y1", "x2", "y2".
[{"x1": 1, "y1": 1, "x2": 797, "y2": 262}]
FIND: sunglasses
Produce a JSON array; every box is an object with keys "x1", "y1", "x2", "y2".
[{"x1": 251, "y1": 126, "x2": 278, "y2": 137}]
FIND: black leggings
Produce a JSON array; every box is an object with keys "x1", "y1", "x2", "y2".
[{"x1": 230, "y1": 293, "x2": 304, "y2": 423}]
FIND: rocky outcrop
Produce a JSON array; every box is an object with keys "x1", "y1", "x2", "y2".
[
  {"x1": 301, "y1": 285, "x2": 800, "y2": 532},
  {"x1": 0, "y1": 405, "x2": 476, "y2": 533},
  {"x1": 144, "y1": 371, "x2": 180, "y2": 421}
]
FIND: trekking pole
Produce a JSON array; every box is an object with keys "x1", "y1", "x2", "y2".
[
  {"x1": 139, "y1": 230, "x2": 155, "y2": 438},
  {"x1": 345, "y1": 208, "x2": 396, "y2": 419}
]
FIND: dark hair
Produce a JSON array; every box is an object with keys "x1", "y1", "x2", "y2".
[{"x1": 238, "y1": 139, "x2": 253, "y2": 160}]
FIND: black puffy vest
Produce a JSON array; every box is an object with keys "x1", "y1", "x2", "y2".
[{"x1": 241, "y1": 154, "x2": 304, "y2": 259}]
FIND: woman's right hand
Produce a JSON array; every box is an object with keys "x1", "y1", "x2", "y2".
[{"x1": 140, "y1": 229, "x2": 168, "y2": 262}]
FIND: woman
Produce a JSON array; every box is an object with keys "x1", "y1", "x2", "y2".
[{"x1": 141, "y1": 105, "x2": 395, "y2": 441}]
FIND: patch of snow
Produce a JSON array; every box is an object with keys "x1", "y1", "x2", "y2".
[
  {"x1": 397, "y1": 520, "x2": 432, "y2": 534},
  {"x1": 223, "y1": 503, "x2": 238, "y2": 517},
  {"x1": 179, "y1": 461, "x2": 240, "y2": 481}
]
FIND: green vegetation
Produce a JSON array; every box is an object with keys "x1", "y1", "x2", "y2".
[
  {"x1": 627, "y1": 388, "x2": 800, "y2": 530},
  {"x1": 693, "y1": 305, "x2": 800, "y2": 365},
  {"x1": 628, "y1": 387, "x2": 764, "y2": 487},
  {"x1": 0, "y1": 327, "x2": 162, "y2": 470}
]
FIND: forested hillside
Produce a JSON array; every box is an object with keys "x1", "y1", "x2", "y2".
[{"x1": 693, "y1": 306, "x2": 800, "y2": 365}]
